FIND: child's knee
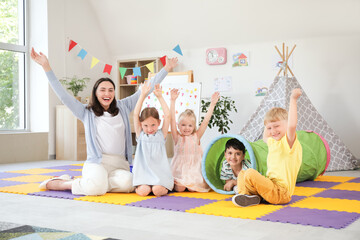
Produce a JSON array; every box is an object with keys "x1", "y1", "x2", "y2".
[
  {"x1": 136, "y1": 185, "x2": 151, "y2": 196},
  {"x1": 152, "y1": 185, "x2": 168, "y2": 196}
]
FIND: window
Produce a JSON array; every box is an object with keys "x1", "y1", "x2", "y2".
[{"x1": 0, "y1": 0, "x2": 26, "y2": 130}]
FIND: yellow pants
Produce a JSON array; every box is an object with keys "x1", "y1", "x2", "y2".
[{"x1": 237, "y1": 168, "x2": 291, "y2": 204}]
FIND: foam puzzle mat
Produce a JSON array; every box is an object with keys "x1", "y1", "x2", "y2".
[{"x1": 1, "y1": 164, "x2": 359, "y2": 229}]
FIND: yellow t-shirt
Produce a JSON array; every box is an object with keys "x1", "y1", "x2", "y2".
[{"x1": 266, "y1": 134, "x2": 302, "y2": 195}]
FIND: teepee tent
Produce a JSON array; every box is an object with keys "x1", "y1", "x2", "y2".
[{"x1": 240, "y1": 43, "x2": 357, "y2": 171}]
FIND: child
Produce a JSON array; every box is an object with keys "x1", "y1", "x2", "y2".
[
  {"x1": 132, "y1": 82, "x2": 174, "y2": 197},
  {"x1": 170, "y1": 89, "x2": 220, "y2": 192},
  {"x1": 232, "y1": 88, "x2": 302, "y2": 207},
  {"x1": 221, "y1": 138, "x2": 250, "y2": 193}
]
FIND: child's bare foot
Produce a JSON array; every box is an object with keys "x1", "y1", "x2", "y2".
[
  {"x1": 174, "y1": 184, "x2": 186, "y2": 192},
  {"x1": 152, "y1": 185, "x2": 168, "y2": 196},
  {"x1": 136, "y1": 185, "x2": 151, "y2": 196},
  {"x1": 46, "y1": 179, "x2": 72, "y2": 190}
]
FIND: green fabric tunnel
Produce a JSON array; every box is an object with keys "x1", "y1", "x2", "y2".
[{"x1": 201, "y1": 131, "x2": 330, "y2": 195}]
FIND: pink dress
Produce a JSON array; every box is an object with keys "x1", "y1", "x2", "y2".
[{"x1": 171, "y1": 133, "x2": 210, "y2": 192}]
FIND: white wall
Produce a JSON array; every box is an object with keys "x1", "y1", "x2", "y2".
[{"x1": 114, "y1": 35, "x2": 360, "y2": 158}]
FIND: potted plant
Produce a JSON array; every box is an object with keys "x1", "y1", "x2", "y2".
[
  {"x1": 200, "y1": 96, "x2": 238, "y2": 134},
  {"x1": 60, "y1": 76, "x2": 90, "y2": 101}
]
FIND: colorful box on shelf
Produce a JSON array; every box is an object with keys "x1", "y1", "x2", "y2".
[{"x1": 126, "y1": 75, "x2": 137, "y2": 85}]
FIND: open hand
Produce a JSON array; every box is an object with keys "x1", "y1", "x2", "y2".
[
  {"x1": 210, "y1": 92, "x2": 220, "y2": 106},
  {"x1": 31, "y1": 48, "x2": 51, "y2": 71},
  {"x1": 140, "y1": 80, "x2": 151, "y2": 96},
  {"x1": 170, "y1": 88, "x2": 179, "y2": 101},
  {"x1": 153, "y1": 84, "x2": 163, "y2": 98},
  {"x1": 164, "y1": 57, "x2": 178, "y2": 72}
]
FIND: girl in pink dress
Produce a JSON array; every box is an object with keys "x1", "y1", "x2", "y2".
[{"x1": 170, "y1": 89, "x2": 220, "y2": 192}]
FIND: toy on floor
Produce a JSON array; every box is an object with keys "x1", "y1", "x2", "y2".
[{"x1": 202, "y1": 131, "x2": 329, "y2": 194}]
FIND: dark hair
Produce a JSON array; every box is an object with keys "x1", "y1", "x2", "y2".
[
  {"x1": 225, "y1": 138, "x2": 246, "y2": 154},
  {"x1": 87, "y1": 78, "x2": 119, "y2": 117},
  {"x1": 139, "y1": 107, "x2": 159, "y2": 122}
]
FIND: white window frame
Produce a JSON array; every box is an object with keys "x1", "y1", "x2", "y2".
[{"x1": 0, "y1": 0, "x2": 28, "y2": 132}]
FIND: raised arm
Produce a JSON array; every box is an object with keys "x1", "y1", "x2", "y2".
[
  {"x1": 133, "y1": 81, "x2": 151, "y2": 138},
  {"x1": 31, "y1": 48, "x2": 86, "y2": 120},
  {"x1": 287, "y1": 88, "x2": 302, "y2": 148},
  {"x1": 170, "y1": 89, "x2": 180, "y2": 144},
  {"x1": 197, "y1": 92, "x2": 220, "y2": 139},
  {"x1": 154, "y1": 85, "x2": 170, "y2": 138}
]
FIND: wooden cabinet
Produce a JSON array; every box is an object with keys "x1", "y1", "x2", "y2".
[
  {"x1": 56, "y1": 105, "x2": 86, "y2": 161},
  {"x1": 117, "y1": 58, "x2": 174, "y2": 157}
]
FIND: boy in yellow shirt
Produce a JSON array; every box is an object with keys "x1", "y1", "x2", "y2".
[{"x1": 232, "y1": 88, "x2": 302, "y2": 207}]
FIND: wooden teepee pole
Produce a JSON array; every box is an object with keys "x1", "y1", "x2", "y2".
[{"x1": 275, "y1": 43, "x2": 296, "y2": 77}]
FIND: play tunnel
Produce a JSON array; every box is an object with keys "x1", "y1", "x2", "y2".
[{"x1": 201, "y1": 131, "x2": 330, "y2": 195}]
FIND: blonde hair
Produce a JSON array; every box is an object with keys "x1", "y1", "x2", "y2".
[
  {"x1": 178, "y1": 109, "x2": 197, "y2": 134},
  {"x1": 139, "y1": 107, "x2": 159, "y2": 122},
  {"x1": 264, "y1": 107, "x2": 288, "y2": 125}
]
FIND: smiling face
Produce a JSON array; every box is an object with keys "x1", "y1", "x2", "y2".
[
  {"x1": 95, "y1": 81, "x2": 115, "y2": 110},
  {"x1": 178, "y1": 117, "x2": 196, "y2": 136},
  {"x1": 224, "y1": 146, "x2": 244, "y2": 168},
  {"x1": 141, "y1": 117, "x2": 161, "y2": 135},
  {"x1": 265, "y1": 120, "x2": 287, "y2": 141}
]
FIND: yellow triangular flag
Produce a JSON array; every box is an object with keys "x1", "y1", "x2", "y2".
[
  {"x1": 91, "y1": 57, "x2": 100, "y2": 69},
  {"x1": 145, "y1": 62, "x2": 155, "y2": 73}
]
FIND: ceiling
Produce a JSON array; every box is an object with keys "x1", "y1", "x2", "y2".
[{"x1": 88, "y1": 0, "x2": 360, "y2": 56}]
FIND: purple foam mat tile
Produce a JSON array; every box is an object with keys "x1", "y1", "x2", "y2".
[
  {"x1": 29, "y1": 190, "x2": 80, "y2": 199},
  {"x1": 259, "y1": 207, "x2": 360, "y2": 229},
  {"x1": 0, "y1": 179, "x2": 27, "y2": 187},
  {"x1": 348, "y1": 177, "x2": 360, "y2": 183},
  {"x1": 44, "y1": 165, "x2": 83, "y2": 170},
  {"x1": 285, "y1": 195, "x2": 306, "y2": 205},
  {"x1": 296, "y1": 181, "x2": 339, "y2": 188},
  {"x1": 0, "y1": 172, "x2": 29, "y2": 179},
  {"x1": 127, "y1": 196, "x2": 217, "y2": 212},
  {"x1": 314, "y1": 189, "x2": 360, "y2": 201},
  {"x1": 41, "y1": 170, "x2": 82, "y2": 178}
]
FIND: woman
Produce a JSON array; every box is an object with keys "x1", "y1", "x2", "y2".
[{"x1": 31, "y1": 48, "x2": 178, "y2": 195}]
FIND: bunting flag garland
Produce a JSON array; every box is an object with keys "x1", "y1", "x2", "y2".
[
  {"x1": 119, "y1": 67, "x2": 127, "y2": 79},
  {"x1": 145, "y1": 62, "x2": 154, "y2": 73},
  {"x1": 160, "y1": 55, "x2": 167, "y2": 66},
  {"x1": 77, "y1": 49, "x2": 88, "y2": 60},
  {"x1": 91, "y1": 57, "x2": 99, "y2": 69},
  {"x1": 103, "y1": 64, "x2": 112, "y2": 75},
  {"x1": 133, "y1": 67, "x2": 141, "y2": 77},
  {"x1": 68, "y1": 40, "x2": 77, "y2": 52},
  {"x1": 173, "y1": 44, "x2": 183, "y2": 56},
  {"x1": 67, "y1": 38, "x2": 183, "y2": 77}
]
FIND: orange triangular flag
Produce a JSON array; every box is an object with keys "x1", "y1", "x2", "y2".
[{"x1": 160, "y1": 55, "x2": 166, "y2": 66}]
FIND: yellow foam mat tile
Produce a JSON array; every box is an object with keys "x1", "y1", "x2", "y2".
[
  {"x1": 168, "y1": 191, "x2": 231, "y2": 200},
  {"x1": 3, "y1": 174, "x2": 53, "y2": 183},
  {"x1": 187, "y1": 200, "x2": 283, "y2": 219},
  {"x1": 314, "y1": 175, "x2": 355, "y2": 183},
  {"x1": 71, "y1": 164, "x2": 84, "y2": 166},
  {"x1": 290, "y1": 197, "x2": 360, "y2": 213},
  {"x1": 7, "y1": 168, "x2": 64, "y2": 175},
  {"x1": 0, "y1": 183, "x2": 41, "y2": 194},
  {"x1": 70, "y1": 169, "x2": 82, "y2": 172},
  {"x1": 331, "y1": 182, "x2": 360, "y2": 191},
  {"x1": 293, "y1": 186, "x2": 325, "y2": 196},
  {"x1": 75, "y1": 192, "x2": 155, "y2": 205}
]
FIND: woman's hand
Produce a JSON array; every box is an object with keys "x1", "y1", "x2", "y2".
[
  {"x1": 30, "y1": 48, "x2": 51, "y2": 72},
  {"x1": 164, "y1": 57, "x2": 178, "y2": 72}
]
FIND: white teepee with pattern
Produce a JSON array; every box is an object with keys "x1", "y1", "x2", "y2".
[{"x1": 240, "y1": 43, "x2": 357, "y2": 171}]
